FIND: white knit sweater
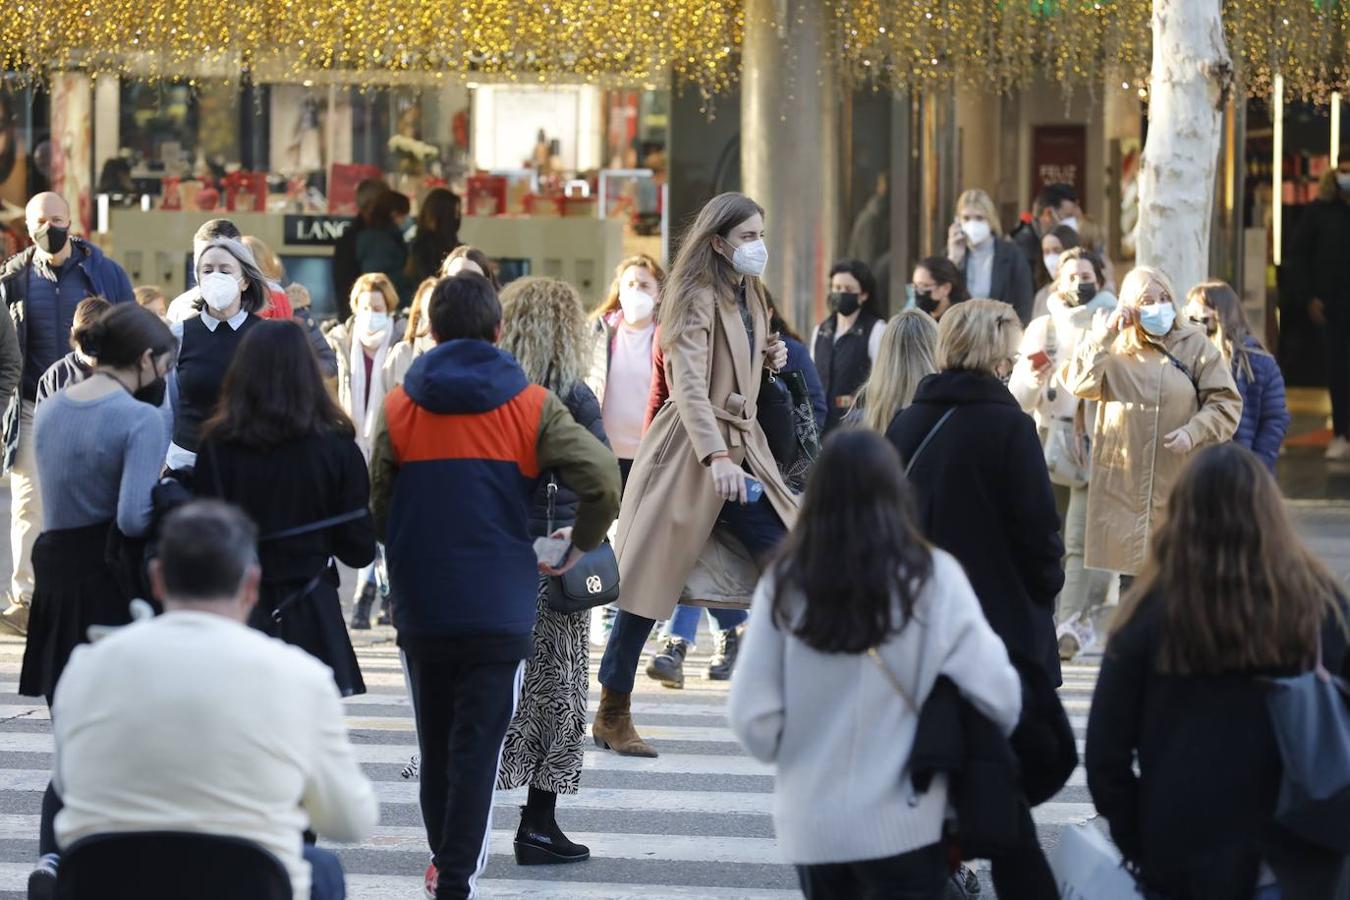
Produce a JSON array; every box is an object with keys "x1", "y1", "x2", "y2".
[{"x1": 728, "y1": 550, "x2": 1022, "y2": 865}]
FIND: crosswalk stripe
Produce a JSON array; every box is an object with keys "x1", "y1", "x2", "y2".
[{"x1": 0, "y1": 632, "x2": 1103, "y2": 899}]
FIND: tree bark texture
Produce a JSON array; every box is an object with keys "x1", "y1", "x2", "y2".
[{"x1": 1136, "y1": 0, "x2": 1232, "y2": 298}]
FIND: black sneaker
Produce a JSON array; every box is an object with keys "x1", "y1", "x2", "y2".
[
  {"x1": 707, "y1": 625, "x2": 743, "y2": 681},
  {"x1": 28, "y1": 854, "x2": 58, "y2": 900},
  {"x1": 644, "y1": 638, "x2": 688, "y2": 689}
]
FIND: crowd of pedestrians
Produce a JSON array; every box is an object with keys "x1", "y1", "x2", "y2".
[{"x1": 0, "y1": 172, "x2": 1342, "y2": 900}]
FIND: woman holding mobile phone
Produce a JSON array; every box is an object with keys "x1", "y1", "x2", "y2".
[
  {"x1": 1007, "y1": 248, "x2": 1117, "y2": 660},
  {"x1": 592, "y1": 193, "x2": 800, "y2": 758}
]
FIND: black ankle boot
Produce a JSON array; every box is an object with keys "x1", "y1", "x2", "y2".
[
  {"x1": 514, "y1": 805, "x2": 590, "y2": 865},
  {"x1": 350, "y1": 583, "x2": 376, "y2": 630}
]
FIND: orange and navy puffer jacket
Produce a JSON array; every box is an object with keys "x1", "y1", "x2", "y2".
[{"x1": 372, "y1": 339, "x2": 621, "y2": 658}]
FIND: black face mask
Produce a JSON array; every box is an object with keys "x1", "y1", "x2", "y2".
[
  {"x1": 1074, "y1": 282, "x2": 1098, "y2": 307},
  {"x1": 829, "y1": 291, "x2": 861, "y2": 316},
  {"x1": 133, "y1": 375, "x2": 167, "y2": 408},
  {"x1": 915, "y1": 290, "x2": 940, "y2": 315},
  {"x1": 33, "y1": 223, "x2": 69, "y2": 256}
]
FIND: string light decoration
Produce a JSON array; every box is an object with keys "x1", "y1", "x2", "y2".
[{"x1": 0, "y1": 0, "x2": 1345, "y2": 101}]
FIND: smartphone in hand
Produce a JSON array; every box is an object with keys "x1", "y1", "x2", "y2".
[
  {"x1": 1028, "y1": 349, "x2": 1052, "y2": 370},
  {"x1": 533, "y1": 537, "x2": 571, "y2": 569}
]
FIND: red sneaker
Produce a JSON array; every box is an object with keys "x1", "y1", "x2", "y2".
[{"x1": 423, "y1": 862, "x2": 438, "y2": 899}]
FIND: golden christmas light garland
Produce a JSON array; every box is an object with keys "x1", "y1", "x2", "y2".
[{"x1": 0, "y1": 0, "x2": 1345, "y2": 100}]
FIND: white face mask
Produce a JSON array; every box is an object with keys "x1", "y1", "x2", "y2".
[
  {"x1": 961, "y1": 219, "x2": 992, "y2": 246},
  {"x1": 1058, "y1": 215, "x2": 1080, "y2": 233},
  {"x1": 618, "y1": 287, "x2": 655, "y2": 325},
  {"x1": 1043, "y1": 253, "x2": 1062, "y2": 278},
  {"x1": 726, "y1": 238, "x2": 769, "y2": 277},
  {"x1": 356, "y1": 309, "x2": 391, "y2": 344},
  {"x1": 199, "y1": 272, "x2": 242, "y2": 312}
]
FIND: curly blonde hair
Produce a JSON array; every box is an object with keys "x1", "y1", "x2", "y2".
[{"x1": 498, "y1": 277, "x2": 591, "y2": 394}]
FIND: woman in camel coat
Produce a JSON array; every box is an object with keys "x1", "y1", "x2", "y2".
[
  {"x1": 1064, "y1": 266, "x2": 1241, "y2": 584},
  {"x1": 593, "y1": 192, "x2": 799, "y2": 757}
]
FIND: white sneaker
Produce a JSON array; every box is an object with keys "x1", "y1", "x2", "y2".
[{"x1": 1326, "y1": 436, "x2": 1350, "y2": 461}]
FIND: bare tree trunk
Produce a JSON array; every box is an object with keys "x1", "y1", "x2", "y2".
[{"x1": 1135, "y1": 0, "x2": 1232, "y2": 297}]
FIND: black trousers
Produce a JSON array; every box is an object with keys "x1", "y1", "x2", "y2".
[
  {"x1": 405, "y1": 651, "x2": 524, "y2": 900},
  {"x1": 796, "y1": 842, "x2": 948, "y2": 900},
  {"x1": 1324, "y1": 313, "x2": 1350, "y2": 437}
]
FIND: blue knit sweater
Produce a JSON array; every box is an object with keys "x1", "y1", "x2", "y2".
[{"x1": 1231, "y1": 337, "x2": 1290, "y2": 471}]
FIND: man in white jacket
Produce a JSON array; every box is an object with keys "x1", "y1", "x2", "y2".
[{"x1": 42, "y1": 501, "x2": 378, "y2": 900}]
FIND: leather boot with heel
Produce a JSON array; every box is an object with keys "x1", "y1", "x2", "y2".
[
  {"x1": 513, "y1": 803, "x2": 590, "y2": 865},
  {"x1": 591, "y1": 687, "x2": 657, "y2": 757}
]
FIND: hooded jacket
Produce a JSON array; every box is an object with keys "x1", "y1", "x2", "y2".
[{"x1": 368, "y1": 339, "x2": 621, "y2": 659}]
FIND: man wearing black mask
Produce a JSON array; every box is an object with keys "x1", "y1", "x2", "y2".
[{"x1": 0, "y1": 192, "x2": 132, "y2": 635}]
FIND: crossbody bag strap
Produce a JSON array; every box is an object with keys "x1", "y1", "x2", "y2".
[
  {"x1": 1156, "y1": 345, "x2": 1201, "y2": 400},
  {"x1": 905, "y1": 407, "x2": 957, "y2": 477},
  {"x1": 258, "y1": 507, "x2": 369, "y2": 542},
  {"x1": 867, "y1": 648, "x2": 918, "y2": 712}
]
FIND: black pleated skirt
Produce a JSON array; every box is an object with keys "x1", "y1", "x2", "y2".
[
  {"x1": 19, "y1": 523, "x2": 130, "y2": 703},
  {"x1": 249, "y1": 566, "x2": 366, "y2": 697}
]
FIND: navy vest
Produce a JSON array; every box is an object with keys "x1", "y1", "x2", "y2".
[
  {"x1": 814, "y1": 309, "x2": 881, "y2": 433},
  {"x1": 173, "y1": 314, "x2": 260, "y2": 452}
]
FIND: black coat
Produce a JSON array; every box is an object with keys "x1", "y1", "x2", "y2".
[
  {"x1": 1288, "y1": 196, "x2": 1350, "y2": 314},
  {"x1": 527, "y1": 380, "x2": 609, "y2": 538},
  {"x1": 886, "y1": 371, "x2": 1064, "y2": 684},
  {"x1": 1086, "y1": 594, "x2": 1350, "y2": 900},
  {"x1": 960, "y1": 239, "x2": 1036, "y2": 325},
  {"x1": 196, "y1": 431, "x2": 377, "y2": 696}
]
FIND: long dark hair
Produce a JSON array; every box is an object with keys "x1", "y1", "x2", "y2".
[
  {"x1": 417, "y1": 188, "x2": 462, "y2": 240},
  {"x1": 1113, "y1": 443, "x2": 1344, "y2": 675},
  {"x1": 202, "y1": 320, "x2": 353, "y2": 449},
  {"x1": 771, "y1": 429, "x2": 934, "y2": 653}
]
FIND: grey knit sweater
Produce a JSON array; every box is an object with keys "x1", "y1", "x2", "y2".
[
  {"x1": 34, "y1": 387, "x2": 170, "y2": 537},
  {"x1": 728, "y1": 550, "x2": 1023, "y2": 865}
]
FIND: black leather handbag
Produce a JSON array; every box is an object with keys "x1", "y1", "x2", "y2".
[
  {"x1": 543, "y1": 479, "x2": 621, "y2": 614},
  {"x1": 1265, "y1": 635, "x2": 1350, "y2": 852},
  {"x1": 757, "y1": 371, "x2": 797, "y2": 464}
]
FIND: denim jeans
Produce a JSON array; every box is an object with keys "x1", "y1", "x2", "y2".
[
  {"x1": 599, "y1": 494, "x2": 785, "y2": 693},
  {"x1": 664, "y1": 604, "x2": 748, "y2": 646},
  {"x1": 303, "y1": 844, "x2": 347, "y2": 900}
]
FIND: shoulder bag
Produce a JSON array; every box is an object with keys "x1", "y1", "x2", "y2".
[
  {"x1": 757, "y1": 371, "x2": 797, "y2": 464},
  {"x1": 543, "y1": 477, "x2": 621, "y2": 615},
  {"x1": 1264, "y1": 633, "x2": 1350, "y2": 853}
]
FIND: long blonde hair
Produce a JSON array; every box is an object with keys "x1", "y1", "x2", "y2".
[
  {"x1": 498, "y1": 277, "x2": 590, "y2": 394},
  {"x1": 659, "y1": 192, "x2": 765, "y2": 352},
  {"x1": 1116, "y1": 265, "x2": 1178, "y2": 352},
  {"x1": 857, "y1": 310, "x2": 939, "y2": 432}
]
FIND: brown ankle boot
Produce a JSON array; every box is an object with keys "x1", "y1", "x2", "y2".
[{"x1": 592, "y1": 687, "x2": 658, "y2": 757}]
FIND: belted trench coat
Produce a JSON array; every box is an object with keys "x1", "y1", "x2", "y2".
[{"x1": 613, "y1": 279, "x2": 799, "y2": 620}]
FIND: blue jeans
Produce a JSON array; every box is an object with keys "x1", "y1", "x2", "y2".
[
  {"x1": 599, "y1": 494, "x2": 784, "y2": 692},
  {"x1": 303, "y1": 844, "x2": 346, "y2": 900},
  {"x1": 664, "y1": 604, "x2": 747, "y2": 645}
]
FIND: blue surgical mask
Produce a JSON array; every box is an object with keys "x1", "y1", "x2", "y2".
[{"x1": 1138, "y1": 303, "x2": 1176, "y2": 337}]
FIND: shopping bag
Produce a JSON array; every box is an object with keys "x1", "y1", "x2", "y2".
[{"x1": 1049, "y1": 823, "x2": 1143, "y2": 900}]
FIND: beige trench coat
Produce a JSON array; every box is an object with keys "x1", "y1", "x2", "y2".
[
  {"x1": 614, "y1": 280, "x2": 799, "y2": 620},
  {"x1": 1065, "y1": 322, "x2": 1241, "y2": 575}
]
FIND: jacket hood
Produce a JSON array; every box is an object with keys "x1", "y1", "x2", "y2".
[
  {"x1": 912, "y1": 370, "x2": 1018, "y2": 408},
  {"x1": 402, "y1": 339, "x2": 530, "y2": 415},
  {"x1": 1046, "y1": 288, "x2": 1116, "y2": 333}
]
